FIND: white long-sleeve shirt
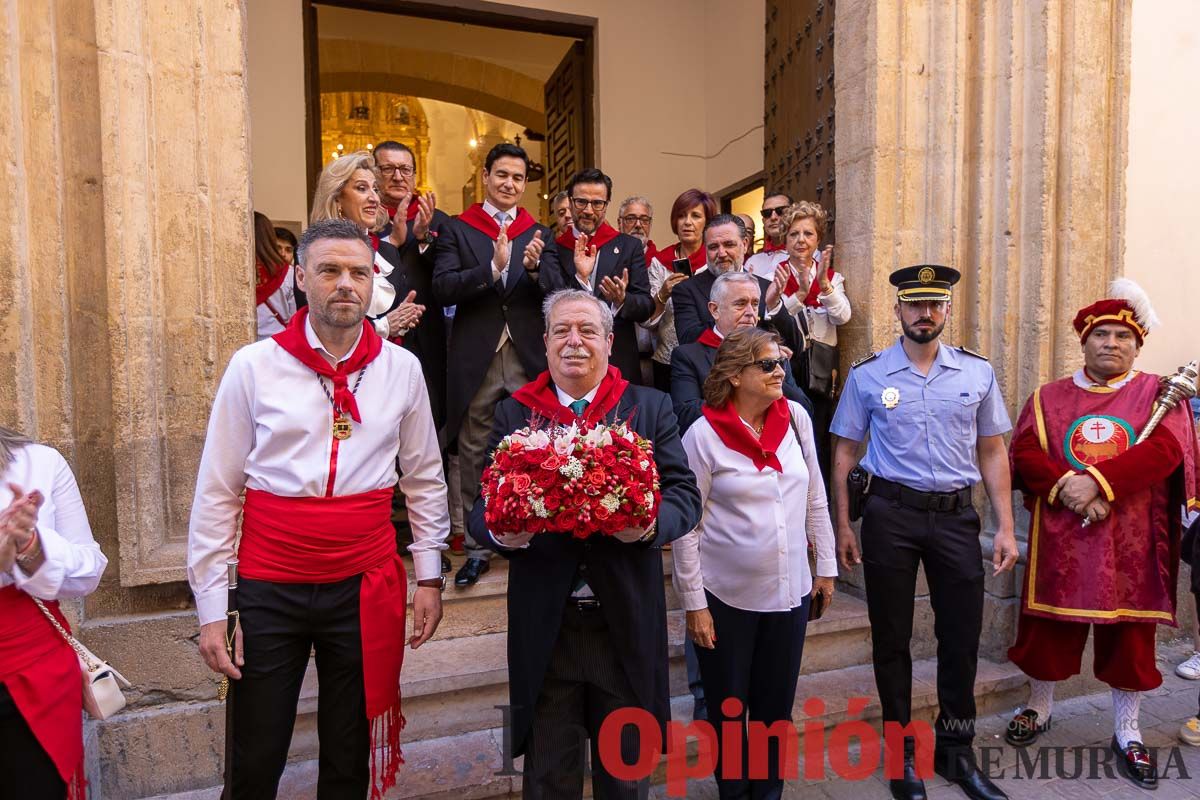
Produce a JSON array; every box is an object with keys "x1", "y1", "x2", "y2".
[
  {"x1": 672, "y1": 400, "x2": 837, "y2": 613},
  {"x1": 187, "y1": 317, "x2": 449, "y2": 625},
  {"x1": 1, "y1": 443, "x2": 107, "y2": 600}
]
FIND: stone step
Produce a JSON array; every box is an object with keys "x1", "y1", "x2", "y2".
[{"x1": 140, "y1": 655, "x2": 1029, "y2": 800}]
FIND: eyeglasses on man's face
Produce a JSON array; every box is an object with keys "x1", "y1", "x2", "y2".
[
  {"x1": 621, "y1": 214, "x2": 652, "y2": 226},
  {"x1": 379, "y1": 165, "x2": 415, "y2": 178},
  {"x1": 571, "y1": 197, "x2": 609, "y2": 211}
]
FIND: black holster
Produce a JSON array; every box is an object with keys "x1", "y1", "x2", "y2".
[{"x1": 847, "y1": 466, "x2": 871, "y2": 522}]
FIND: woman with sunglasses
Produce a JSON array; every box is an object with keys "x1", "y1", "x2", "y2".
[
  {"x1": 641, "y1": 188, "x2": 718, "y2": 391},
  {"x1": 673, "y1": 326, "x2": 837, "y2": 800}
]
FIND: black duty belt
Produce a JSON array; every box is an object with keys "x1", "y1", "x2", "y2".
[{"x1": 869, "y1": 476, "x2": 973, "y2": 513}]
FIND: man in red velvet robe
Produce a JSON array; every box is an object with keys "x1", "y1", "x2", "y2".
[{"x1": 1005, "y1": 280, "x2": 1200, "y2": 791}]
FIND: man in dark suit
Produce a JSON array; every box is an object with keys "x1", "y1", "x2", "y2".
[
  {"x1": 553, "y1": 168, "x2": 653, "y2": 384},
  {"x1": 433, "y1": 143, "x2": 565, "y2": 586},
  {"x1": 468, "y1": 289, "x2": 702, "y2": 800},
  {"x1": 671, "y1": 271, "x2": 813, "y2": 433},
  {"x1": 671, "y1": 214, "x2": 795, "y2": 347},
  {"x1": 373, "y1": 141, "x2": 449, "y2": 434}
]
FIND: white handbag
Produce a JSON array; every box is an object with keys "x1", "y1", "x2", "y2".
[{"x1": 33, "y1": 597, "x2": 131, "y2": 720}]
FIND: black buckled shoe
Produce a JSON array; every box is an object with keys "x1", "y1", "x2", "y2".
[
  {"x1": 1005, "y1": 708, "x2": 1051, "y2": 747},
  {"x1": 454, "y1": 557, "x2": 489, "y2": 587},
  {"x1": 934, "y1": 750, "x2": 1008, "y2": 800},
  {"x1": 441, "y1": 555, "x2": 452, "y2": 573},
  {"x1": 889, "y1": 754, "x2": 927, "y2": 800},
  {"x1": 1111, "y1": 736, "x2": 1157, "y2": 790}
]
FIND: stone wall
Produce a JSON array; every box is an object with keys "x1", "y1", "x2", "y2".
[{"x1": 0, "y1": 0, "x2": 253, "y2": 795}]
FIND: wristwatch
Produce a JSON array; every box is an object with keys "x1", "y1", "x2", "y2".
[
  {"x1": 416, "y1": 576, "x2": 446, "y2": 592},
  {"x1": 420, "y1": 231, "x2": 435, "y2": 246}
]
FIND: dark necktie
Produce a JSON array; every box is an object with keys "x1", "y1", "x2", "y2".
[
  {"x1": 568, "y1": 397, "x2": 591, "y2": 595},
  {"x1": 569, "y1": 398, "x2": 589, "y2": 417}
]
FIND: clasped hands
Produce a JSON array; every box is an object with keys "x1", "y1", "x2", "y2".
[
  {"x1": 493, "y1": 525, "x2": 652, "y2": 551},
  {"x1": 0, "y1": 484, "x2": 43, "y2": 573},
  {"x1": 1055, "y1": 472, "x2": 1110, "y2": 524},
  {"x1": 386, "y1": 289, "x2": 424, "y2": 337},
  {"x1": 493, "y1": 226, "x2": 546, "y2": 277},
  {"x1": 388, "y1": 192, "x2": 437, "y2": 248}
]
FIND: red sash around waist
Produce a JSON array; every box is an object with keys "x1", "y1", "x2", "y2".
[
  {"x1": 240, "y1": 488, "x2": 407, "y2": 799},
  {"x1": 0, "y1": 586, "x2": 85, "y2": 798}
]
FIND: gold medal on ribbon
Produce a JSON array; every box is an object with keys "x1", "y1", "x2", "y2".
[
  {"x1": 881, "y1": 387, "x2": 901, "y2": 410},
  {"x1": 332, "y1": 413, "x2": 353, "y2": 440}
]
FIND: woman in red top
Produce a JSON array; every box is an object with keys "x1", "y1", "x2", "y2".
[
  {"x1": 642, "y1": 188, "x2": 718, "y2": 391},
  {"x1": 254, "y1": 211, "x2": 295, "y2": 340}
]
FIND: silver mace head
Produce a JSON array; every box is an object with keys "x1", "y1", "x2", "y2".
[{"x1": 1161, "y1": 360, "x2": 1199, "y2": 407}]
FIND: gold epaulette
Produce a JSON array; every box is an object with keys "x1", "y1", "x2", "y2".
[
  {"x1": 851, "y1": 351, "x2": 880, "y2": 369},
  {"x1": 957, "y1": 346, "x2": 989, "y2": 361}
]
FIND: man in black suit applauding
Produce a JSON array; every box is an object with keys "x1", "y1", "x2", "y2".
[
  {"x1": 553, "y1": 169, "x2": 653, "y2": 383},
  {"x1": 469, "y1": 289, "x2": 702, "y2": 800},
  {"x1": 671, "y1": 271, "x2": 812, "y2": 433},
  {"x1": 671, "y1": 214, "x2": 795, "y2": 347},
  {"x1": 434, "y1": 143, "x2": 565, "y2": 586}
]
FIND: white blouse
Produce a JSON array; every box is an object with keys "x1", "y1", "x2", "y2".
[
  {"x1": 0, "y1": 443, "x2": 107, "y2": 600},
  {"x1": 255, "y1": 267, "x2": 298, "y2": 341},
  {"x1": 673, "y1": 400, "x2": 837, "y2": 613},
  {"x1": 187, "y1": 316, "x2": 449, "y2": 626}
]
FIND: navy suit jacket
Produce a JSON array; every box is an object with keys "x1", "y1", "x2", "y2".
[
  {"x1": 467, "y1": 384, "x2": 701, "y2": 757},
  {"x1": 669, "y1": 339, "x2": 813, "y2": 433}
]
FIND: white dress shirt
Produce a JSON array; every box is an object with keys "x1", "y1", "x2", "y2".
[
  {"x1": 482, "y1": 199, "x2": 517, "y2": 351},
  {"x1": 673, "y1": 400, "x2": 837, "y2": 613},
  {"x1": 0, "y1": 443, "x2": 107, "y2": 600},
  {"x1": 187, "y1": 316, "x2": 449, "y2": 625},
  {"x1": 256, "y1": 267, "x2": 297, "y2": 341}
]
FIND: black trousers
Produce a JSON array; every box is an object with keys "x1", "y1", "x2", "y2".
[
  {"x1": 523, "y1": 604, "x2": 649, "y2": 800},
  {"x1": 693, "y1": 590, "x2": 811, "y2": 800},
  {"x1": 230, "y1": 575, "x2": 369, "y2": 800},
  {"x1": 0, "y1": 685, "x2": 64, "y2": 800},
  {"x1": 860, "y1": 493, "x2": 984, "y2": 754}
]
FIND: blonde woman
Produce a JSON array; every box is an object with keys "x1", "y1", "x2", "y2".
[
  {"x1": 0, "y1": 426, "x2": 107, "y2": 799},
  {"x1": 309, "y1": 150, "x2": 427, "y2": 346}
]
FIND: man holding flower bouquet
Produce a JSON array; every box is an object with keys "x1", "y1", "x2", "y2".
[{"x1": 468, "y1": 289, "x2": 702, "y2": 800}]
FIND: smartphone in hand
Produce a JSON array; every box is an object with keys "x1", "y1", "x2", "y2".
[{"x1": 672, "y1": 258, "x2": 693, "y2": 277}]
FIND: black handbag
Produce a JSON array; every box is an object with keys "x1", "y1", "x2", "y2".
[{"x1": 795, "y1": 308, "x2": 839, "y2": 398}]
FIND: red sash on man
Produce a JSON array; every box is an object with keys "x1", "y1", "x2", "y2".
[
  {"x1": 0, "y1": 587, "x2": 86, "y2": 799},
  {"x1": 555, "y1": 221, "x2": 620, "y2": 252},
  {"x1": 702, "y1": 397, "x2": 791, "y2": 472},
  {"x1": 239, "y1": 489, "x2": 407, "y2": 798},
  {"x1": 459, "y1": 203, "x2": 537, "y2": 241},
  {"x1": 1011, "y1": 371, "x2": 1200, "y2": 625},
  {"x1": 512, "y1": 366, "x2": 628, "y2": 426}
]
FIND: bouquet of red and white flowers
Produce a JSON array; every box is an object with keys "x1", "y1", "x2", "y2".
[{"x1": 481, "y1": 420, "x2": 661, "y2": 537}]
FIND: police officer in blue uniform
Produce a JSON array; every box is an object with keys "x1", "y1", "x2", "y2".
[{"x1": 830, "y1": 265, "x2": 1019, "y2": 800}]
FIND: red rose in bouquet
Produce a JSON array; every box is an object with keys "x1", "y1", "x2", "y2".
[{"x1": 481, "y1": 420, "x2": 661, "y2": 538}]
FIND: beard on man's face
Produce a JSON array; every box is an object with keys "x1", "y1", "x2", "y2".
[{"x1": 901, "y1": 315, "x2": 945, "y2": 344}]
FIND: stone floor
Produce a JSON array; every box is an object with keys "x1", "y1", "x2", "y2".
[{"x1": 654, "y1": 641, "x2": 1200, "y2": 799}]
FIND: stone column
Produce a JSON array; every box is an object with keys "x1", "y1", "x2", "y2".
[
  {"x1": 834, "y1": 0, "x2": 1133, "y2": 658},
  {"x1": 0, "y1": 0, "x2": 253, "y2": 795}
]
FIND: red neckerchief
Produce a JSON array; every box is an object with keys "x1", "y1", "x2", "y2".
[
  {"x1": 783, "y1": 261, "x2": 836, "y2": 308},
  {"x1": 255, "y1": 260, "x2": 288, "y2": 306},
  {"x1": 458, "y1": 203, "x2": 537, "y2": 240},
  {"x1": 698, "y1": 328, "x2": 723, "y2": 349},
  {"x1": 271, "y1": 308, "x2": 383, "y2": 423},
  {"x1": 382, "y1": 203, "x2": 397, "y2": 221},
  {"x1": 762, "y1": 239, "x2": 786, "y2": 253},
  {"x1": 701, "y1": 396, "x2": 791, "y2": 472},
  {"x1": 512, "y1": 365, "x2": 629, "y2": 426},
  {"x1": 555, "y1": 221, "x2": 620, "y2": 251},
  {"x1": 643, "y1": 239, "x2": 658, "y2": 267},
  {"x1": 659, "y1": 242, "x2": 707, "y2": 272},
  {"x1": 383, "y1": 195, "x2": 423, "y2": 222}
]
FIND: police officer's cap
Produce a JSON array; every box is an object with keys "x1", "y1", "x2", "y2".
[{"x1": 889, "y1": 264, "x2": 960, "y2": 302}]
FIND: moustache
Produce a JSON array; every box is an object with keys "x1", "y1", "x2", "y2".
[{"x1": 559, "y1": 348, "x2": 590, "y2": 359}]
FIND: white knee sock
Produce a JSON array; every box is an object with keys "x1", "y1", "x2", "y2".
[
  {"x1": 1026, "y1": 678, "x2": 1055, "y2": 719},
  {"x1": 1113, "y1": 689, "x2": 1142, "y2": 748}
]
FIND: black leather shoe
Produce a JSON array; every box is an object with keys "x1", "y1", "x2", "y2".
[
  {"x1": 1005, "y1": 708, "x2": 1051, "y2": 747},
  {"x1": 889, "y1": 755, "x2": 927, "y2": 800},
  {"x1": 934, "y1": 750, "x2": 1007, "y2": 800},
  {"x1": 441, "y1": 555, "x2": 452, "y2": 574},
  {"x1": 454, "y1": 557, "x2": 490, "y2": 586},
  {"x1": 1111, "y1": 736, "x2": 1157, "y2": 790}
]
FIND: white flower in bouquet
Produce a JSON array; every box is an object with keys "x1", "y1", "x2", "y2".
[
  {"x1": 600, "y1": 494, "x2": 620, "y2": 513},
  {"x1": 531, "y1": 497, "x2": 550, "y2": 518},
  {"x1": 553, "y1": 424, "x2": 579, "y2": 455},
  {"x1": 582, "y1": 425, "x2": 614, "y2": 448},
  {"x1": 559, "y1": 455, "x2": 584, "y2": 479}
]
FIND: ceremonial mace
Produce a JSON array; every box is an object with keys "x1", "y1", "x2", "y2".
[
  {"x1": 218, "y1": 558, "x2": 239, "y2": 800},
  {"x1": 1081, "y1": 360, "x2": 1198, "y2": 527}
]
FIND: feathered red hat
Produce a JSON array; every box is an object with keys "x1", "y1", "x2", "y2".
[{"x1": 1073, "y1": 278, "x2": 1160, "y2": 345}]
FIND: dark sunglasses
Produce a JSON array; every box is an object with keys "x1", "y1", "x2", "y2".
[
  {"x1": 749, "y1": 357, "x2": 788, "y2": 373},
  {"x1": 761, "y1": 206, "x2": 789, "y2": 218}
]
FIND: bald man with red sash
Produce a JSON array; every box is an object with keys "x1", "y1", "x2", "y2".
[
  {"x1": 1005, "y1": 280, "x2": 1200, "y2": 791},
  {"x1": 189, "y1": 220, "x2": 450, "y2": 800}
]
